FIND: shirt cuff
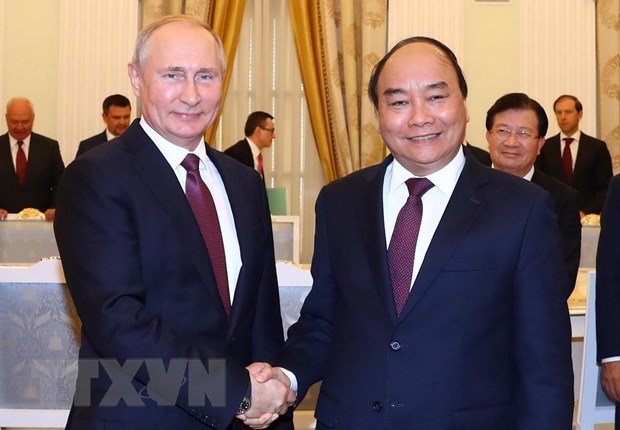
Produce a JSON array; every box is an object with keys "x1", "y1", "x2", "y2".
[
  {"x1": 279, "y1": 367, "x2": 298, "y2": 393},
  {"x1": 602, "y1": 356, "x2": 620, "y2": 363}
]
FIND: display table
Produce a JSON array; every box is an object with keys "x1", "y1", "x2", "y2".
[
  {"x1": 0, "y1": 216, "x2": 58, "y2": 264},
  {"x1": 0, "y1": 216, "x2": 299, "y2": 265}
]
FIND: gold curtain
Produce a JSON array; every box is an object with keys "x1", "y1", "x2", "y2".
[
  {"x1": 596, "y1": 0, "x2": 620, "y2": 173},
  {"x1": 140, "y1": 0, "x2": 246, "y2": 144},
  {"x1": 288, "y1": 0, "x2": 387, "y2": 182}
]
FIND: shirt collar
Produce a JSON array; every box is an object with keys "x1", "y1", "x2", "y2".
[
  {"x1": 245, "y1": 137, "x2": 262, "y2": 159},
  {"x1": 388, "y1": 146, "x2": 465, "y2": 198},
  {"x1": 490, "y1": 164, "x2": 535, "y2": 181},
  {"x1": 139, "y1": 117, "x2": 209, "y2": 170},
  {"x1": 9, "y1": 134, "x2": 31, "y2": 147},
  {"x1": 523, "y1": 165, "x2": 535, "y2": 181},
  {"x1": 560, "y1": 130, "x2": 581, "y2": 142},
  {"x1": 105, "y1": 129, "x2": 117, "y2": 142}
]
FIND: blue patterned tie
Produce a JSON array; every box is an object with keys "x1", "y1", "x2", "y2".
[
  {"x1": 181, "y1": 154, "x2": 231, "y2": 318},
  {"x1": 388, "y1": 178, "x2": 434, "y2": 316}
]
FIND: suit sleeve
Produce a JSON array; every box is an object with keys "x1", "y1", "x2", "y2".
[
  {"x1": 557, "y1": 187, "x2": 582, "y2": 293},
  {"x1": 597, "y1": 176, "x2": 620, "y2": 361},
  {"x1": 513, "y1": 191, "x2": 574, "y2": 429},
  {"x1": 48, "y1": 139, "x2": 65, "y2": 208},
  {"x1": 251, "y1": 176, "x2": 286, "y2": 363},
  {"x1": 276, "y1": 188, "x2": 336, "y2": 400},
  {"x1": 582, "y1": 141, "x2": 612, "y2": 214}
]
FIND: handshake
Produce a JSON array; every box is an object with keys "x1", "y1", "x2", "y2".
[{"x1": 236, "y1": 362, "x2": 297, "y2": 429}]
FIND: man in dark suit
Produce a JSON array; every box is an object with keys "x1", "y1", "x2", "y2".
[
  {"x1": 485, "y1": 92, "x2": 581, "y2": 292},
  {"x1": 76, "y1": 94, "x2": 131, "y2": 157},
  {"x1": 54, "y1": 15, "x2": 292, "y2": 430},
  {"x1": 596, "y1": 174, "x2": 620, "y2": 428},
  {"x1": 255, "y1": 37, "x2": 574, "y2": 429},
  {"x1": 0, "y1": 97, "x2": 64, "y2": 219},
  {"x1": 536, "y1": 94, "x2": 612, "y2": 215},
  {"x1": 224, "y1": 111, "x2": 275, "y2": 180}
]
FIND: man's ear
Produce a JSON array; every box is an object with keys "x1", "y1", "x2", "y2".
[{"x1": 128, "y1": 63, "x2": 141, "y2": 98}]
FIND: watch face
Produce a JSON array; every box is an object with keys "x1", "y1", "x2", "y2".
[{"x1": 237, "y1": 397, "x2": 251, "y2": 415}]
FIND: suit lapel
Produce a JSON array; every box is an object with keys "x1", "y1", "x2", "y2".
[
  {"x1": 0, "y1": 134, "x2": 18, "y2": 186},
  {"x1": 122, "y1": 122, "x2": 227, "y2": 319},
  {"x1": 546, "y1": 136, "x2": 566, "y2": 181},
  {"x1": 572, "y1": 133, "x2": 591, "y2": 181},
  {"x1": 398, "y1": 156, "x2": 488, "y2": 321},
  {"x1": 24, "y1": 135, "x2": 42, "y2": 185},
  {"x1": 358, "y1": 157, "x2": 399, "y2": 324}
]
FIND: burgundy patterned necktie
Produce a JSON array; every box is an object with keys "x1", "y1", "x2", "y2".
[
  {"x1": 16, "y1": 141, "x2": 27, "y2": 186},
  {"x1": 181, "y1": 154, "x2": 231, "y2": 317},
  {"x1": 388, "y1": 177, "x2": 434, "y2": 316},
  {"x1": 562, "y1": 137, "x2": 574, "y2": 185}
]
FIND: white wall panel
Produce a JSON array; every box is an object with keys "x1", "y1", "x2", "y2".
[{"x1": 57, "y1": 1, "x2": 138, "y2": 163}]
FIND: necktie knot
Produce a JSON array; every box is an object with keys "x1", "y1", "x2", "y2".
[
  {"x1": 17, "y1": 140, "x2": 24, "y2": 148},
  {"x1": 563, "y1": 137, "x2": 574, "y2": 146},
  {"x1": 181, "y1": 153, "x2": 200, "y2": 172},
  {"x1": 405, "y1": 177, "x2": 434, "y2": 198}
]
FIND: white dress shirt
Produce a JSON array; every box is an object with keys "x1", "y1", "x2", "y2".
[
  {"x1": 383, "y1": 149, "x2": 465, "y2": 288},
  {"x1": 245, "y1": 137, "x2": 262, "y2": 172},
  {"x1": 140, "y1": 118, "x2": 242, "y2": 301}
]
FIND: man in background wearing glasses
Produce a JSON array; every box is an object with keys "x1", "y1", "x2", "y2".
[
  {"x1": 225, "y1": 111, "x2": 275, "y2": 182},
  {"x1": 485, "y1": 92, "x2": 581, "y2": 295}
]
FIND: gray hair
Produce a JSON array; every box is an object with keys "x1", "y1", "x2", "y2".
[
  {"x1": 6, "y1": 97, "x2": 34, "y2": 114},
  {"x1": 131, "y1": 15, "x2": 227, "y2": 77}
]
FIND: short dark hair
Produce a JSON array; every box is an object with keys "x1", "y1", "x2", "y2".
[
  {"x1": 367, "y1": 36, "x2": 468, "y2": 110},
  {"x1": 103, "y1": 94, "x2": 131, "y2": 114},
  {"x1": 485, "y1": 93, "x2": 548, "y2": 137},
  {"x1": 553, "y1": 94, "x2": 582, "y2": 113},
  {"x1": 244, "y1": 111, "x2": 274, "y2": 137}
]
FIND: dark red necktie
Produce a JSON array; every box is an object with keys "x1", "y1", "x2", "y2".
[
  {"x1": 16, "y1": 141, "x2": 27, "y2": 186},
  {"x1": 562, "y1": 138, "x2": 574, "y2": 185},
  {"x1": 257, "y1": 152, "x2": 264, "y2": 177},
  {"x1": 181, "y1": 154, "x2": 231, "y2": 317},
  {"x1": 388, "y1": 178, "x2": 434, "y2": 316}
]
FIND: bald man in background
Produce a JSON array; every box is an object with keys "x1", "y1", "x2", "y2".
[{"x1": 0, "y1": 97, "x2": 65, "y2": 220}]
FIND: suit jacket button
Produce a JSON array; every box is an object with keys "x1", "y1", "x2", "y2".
[
  {"x1": 390, "y1": 341, "x2": 401, "y2": 351},
  {"x1": 372, "y1": 401, "x2": 383, "y2": 412}
]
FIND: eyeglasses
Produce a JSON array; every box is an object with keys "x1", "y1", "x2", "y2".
[
  {"x1": 260, "y1": 126, "x2": 275, "y2": 134},
  {"x1": 491, "y1": 128, "x2": 538, "y2": 142}
]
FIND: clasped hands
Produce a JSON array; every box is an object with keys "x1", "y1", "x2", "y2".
[{"x1": 237, "y1": 362, "x2": 296, "y2": 429}]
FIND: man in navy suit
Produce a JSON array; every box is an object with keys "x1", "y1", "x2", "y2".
[
  {"x1": 485, "y1": 93, "x2": 581, "y2": 293},
  {"x1": 536, "y1": 94, "x2": 612, "y2": 215},
  {"x1": 54, "y1": 15, "x2": 292, "y2": 430},
  {"x1": 257, "y1": 37, "x2": 574, "y2": 429},
  {"x1": 224, "y1": 111, "x2": 275, "y2": 180},
  {"x1": 596, "y1": 174, "x2": 620, "y2": 428},
  {"x1": 75, "y1": 94, "x2": 131, "y2": 157},
  {"x1": 0, "y1": 97, "x2": 65, "y2": 219}
]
